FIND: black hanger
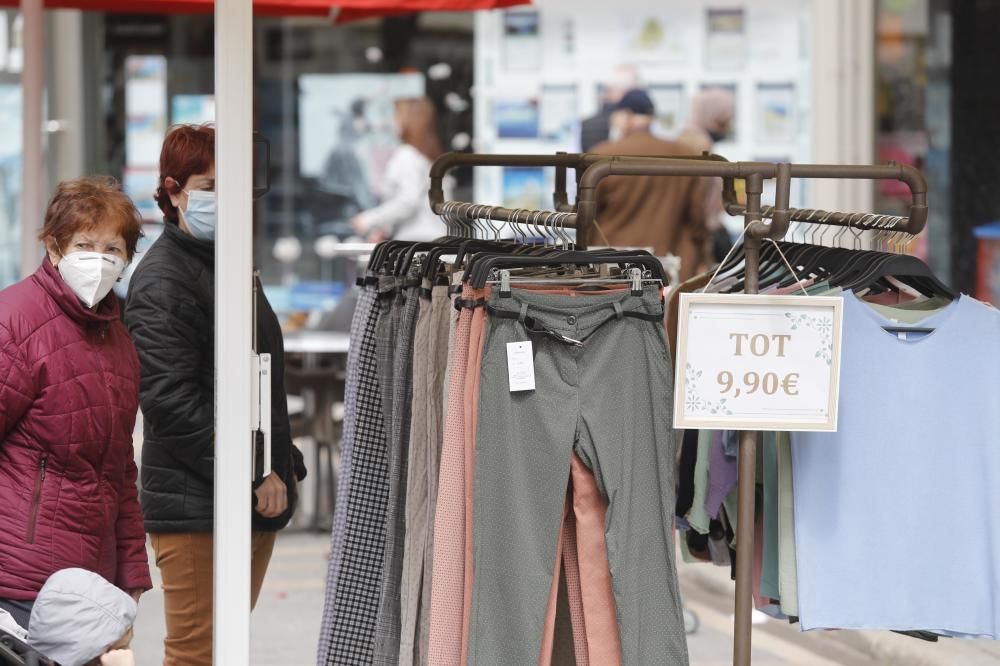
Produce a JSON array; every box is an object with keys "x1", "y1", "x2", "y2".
[
  {"x1": 842, "y1": 253, "x2": 958, "y2": 299},
  {"x1": 395, "y1": 239, "x2": 448, "y2": 277},
  {"x1": 366, "y1": 239, "x2": 412, "y2": 276},
  {"x1": 468, "y1": 250, "x2": 666, "y2": 290}
]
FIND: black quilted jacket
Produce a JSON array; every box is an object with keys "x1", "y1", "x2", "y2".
[{"x1": 125, "y1": 222, "x2": 306, "y2": 533}]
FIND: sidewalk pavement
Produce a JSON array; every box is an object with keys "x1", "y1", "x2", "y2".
[
  {"x1": 132, "y1": 531, "x2": 328, "y2": 666},
  {"x1": 131, "y1": 530, "x2": 1000, "y2": 666}
]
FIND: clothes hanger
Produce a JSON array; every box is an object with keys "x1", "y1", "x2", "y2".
[
  {"x1": 842, "y1": 253, "x2": 957, "y2": 298},
  {"x1": 468, "y1": 249, "x2": 666, "y2": 291}
]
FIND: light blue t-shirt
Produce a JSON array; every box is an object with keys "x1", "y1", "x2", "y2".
[{"x1": 791, "y1": 293, "x2": 1000, "y2": 637}]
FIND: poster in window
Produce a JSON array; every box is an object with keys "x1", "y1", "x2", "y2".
[
  {"x1": 748, "y1": 12, "x2": 800, "y2": 63},
  {"x1": 495, "y1": 98, "x2": 540, "y2": 139},
  {"x1": 540, "y1": 85, "x2": 578, "y2": 143},
  {"x1": 542, "y1": 15, "x2": 576, "y2": 70},
  {"x1": 503, "y1": 9, "x2": 542, "y2": 71},
  {"x1": 619, "y1": 13, "x2": 693, "y2": 65},
  {"x1": 502, "y1": 167, "x2": 546, "y2": 211},
  {"x1": 706, "y1": 8, "x2": 746, "y2": 70},
  {"x1": 0, "y1": 84, "x2": 21, "y2": 287},
  {"x1": 755, "y1": 83, "x2": 796, "y2": 144},
  {"x1": 648, "y1": 84, "x2": 687, "y2": 138},
  {"x1": 124, "y1": 55, "x2": 168, "y2": 169}
]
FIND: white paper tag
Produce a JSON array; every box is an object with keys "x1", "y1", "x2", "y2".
[{"x1": 506, "y1": 341, "x2": 535, "y2": 392}]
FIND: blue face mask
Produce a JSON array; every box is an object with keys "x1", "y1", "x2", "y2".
[{"x1": 181, "y1": 190, "x2": 217, "y2": 241}]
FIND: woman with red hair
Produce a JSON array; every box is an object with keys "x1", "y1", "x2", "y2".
[
  {"x1": 0, "y1": 176, "x2": 151, "y2": 630},
  {"x1": 124, "y1": 124, "x2": 306, "y2": 665},
  {"x1": 352, "y1": 96, "x2": 446, "y2": 241}
]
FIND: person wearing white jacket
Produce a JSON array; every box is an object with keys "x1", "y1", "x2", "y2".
[{"x1": 352, "y1": 97, "x2": 446, "y2": 242}]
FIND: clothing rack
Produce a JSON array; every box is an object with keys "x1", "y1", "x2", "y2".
[{"x1": 427, "y1": 151, "x2": 929, "y2": 666}]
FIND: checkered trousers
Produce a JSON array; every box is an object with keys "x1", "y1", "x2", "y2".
[
  {"x1": 323, "y1": 286, "x2": 393, "y2": 665},
  {"x1": 316, "y1": 283, "x2": 376, "y2": 666}
]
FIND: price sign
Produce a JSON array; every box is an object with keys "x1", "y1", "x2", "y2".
[{"x1": 673, "y1": 293, "x2": 843, "y2": 431}]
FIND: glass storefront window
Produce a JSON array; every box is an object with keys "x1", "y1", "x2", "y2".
[
  {"x1": 99, "y1": 13, "x2": 473, "y2": 320},
  {"x1": 0, "y1": 10, "x2": 23, "y2": 289},
  {"x1": 875, "y1": 0, "x2": 951, "y2": 278}
]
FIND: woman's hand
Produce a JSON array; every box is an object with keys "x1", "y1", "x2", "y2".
[
  {"x1": 254, "y1": 472, "x2": 288, "y2": 518},
  {"x1": 128, "y1": 589, "x2": 143, "y2": 602}
]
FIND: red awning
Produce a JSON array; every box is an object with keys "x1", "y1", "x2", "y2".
[
  {"x1": 2, "y1": 0, "x2": 330, "y2": 14},
  {"x1": 0, "y1": 0, "x2": 528, "y2": 15},
  {"x1": 335, "y1": 0, "x2": 527, "y2": 22}
]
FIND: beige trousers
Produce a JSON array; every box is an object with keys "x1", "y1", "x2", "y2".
[{"x1": 150, "y1": 531, "x2": 276, "y2": 666}]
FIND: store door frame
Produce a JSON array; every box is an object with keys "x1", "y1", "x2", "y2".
[{"x1": 212, "y1": 0, "x2": 256, "y2": 662}]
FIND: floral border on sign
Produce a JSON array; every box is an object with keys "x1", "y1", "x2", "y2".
[
  {"x1": 785, "y1": 312, "x2": 834, "y2": 365},
  {"x1": 684, "y1": 363, "x2": 733, "y2": 416}
]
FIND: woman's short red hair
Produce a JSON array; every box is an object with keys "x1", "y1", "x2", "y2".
[
  {"x1": 38, "y1": 176, "x2": 143, "y2": 262},
  {"x1": 155, "y1": 123, "x2": 215, "y2": 224}
]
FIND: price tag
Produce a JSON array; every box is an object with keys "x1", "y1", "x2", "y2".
[
  {"x1": 507, "y1": 341, "x2": 536, "y2": 392},
  {"x1": 673, "y1": 293, "x2": 843, "y2": 432}
]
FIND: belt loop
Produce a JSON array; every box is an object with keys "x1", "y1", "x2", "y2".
[
  {"x1": 518, "y1": 301, "x2": 529, "y2": 323},
  {"x1": 613, "y1": 302, "x2": 623, "y2": 319}
]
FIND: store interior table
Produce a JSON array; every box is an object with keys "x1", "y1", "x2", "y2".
[
  {"x1": 283, "y1": 330, "x2": 351, "y2": 532},
  {"x1": 282, "y1": 331, "x2": 351, "y2": 355}
]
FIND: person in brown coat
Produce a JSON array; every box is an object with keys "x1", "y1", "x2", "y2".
[{"x1": 589, "y1": 89, "x2": 711, "y2": 281}]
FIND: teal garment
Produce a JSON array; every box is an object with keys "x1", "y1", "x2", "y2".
[
  {"x1": 760, "y1": 432, "x2": 780, "y2": 600},
  {"x1": 805, "y1": 281, "x2": 831, "y2": 295},
  {"x1": 776, "y1": 432, "x2": 798, "y2": 617},
  {"x1": 686, "y1": 430, "x2": 713, "y2": 535}
]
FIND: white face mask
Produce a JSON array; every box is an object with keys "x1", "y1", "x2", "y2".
[
  {"x1": 181, "y1": 190, "x2": 217, "y2": 241},
  {"x1": 57, "y1": 251, "x2": 126, "y2": 308}
]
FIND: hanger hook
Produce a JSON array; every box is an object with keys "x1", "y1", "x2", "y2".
[
  {"x1": 544, "y1": 210, "x2": 558, "y2": 247},
  {"x1": 500, "y1": 209, "x2": 517, "y2": 242},
  {"x1": 833, "y1": 214, "x2": 852, "y2": 248},
  {"x1": 532, "y1": 210, "x2": 544, "y2": 245}
]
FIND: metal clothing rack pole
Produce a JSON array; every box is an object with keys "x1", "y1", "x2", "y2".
[
  {"x1": 575, "y1": 158, "x2": 790, "y2": 666},
  {"x1": 575, "y1": 156, "x2": 923, "y2": 665},
  {"x1": 723, "y1": 163, "x2": 928, "y2": 235},
  {"x1": 428, "y1": 151, "x2": 731, "y2": 216}
]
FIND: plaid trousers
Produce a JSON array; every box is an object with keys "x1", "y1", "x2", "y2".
[
  {"x1": 316, "y1": 284, "x2": 375, "y2": 666},
  {"x1": 323, "y1": 279, "x2": 396, "y2": 665}
]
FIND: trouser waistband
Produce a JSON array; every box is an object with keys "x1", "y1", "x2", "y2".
[{"x1": 486, "y1": 286, "x2": 664, "y2": 346}]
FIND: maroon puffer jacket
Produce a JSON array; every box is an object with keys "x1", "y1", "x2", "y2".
[{"x1": 0, "y1": 258, "x2": 151, "y2": 600}]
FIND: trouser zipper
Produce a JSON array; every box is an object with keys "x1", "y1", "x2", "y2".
[{"x1": 26, "y1": 456, "x2": 47, "y2": 544}]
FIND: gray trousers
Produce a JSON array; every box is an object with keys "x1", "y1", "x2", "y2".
[
  {"x1": 374, "y1": 268, "x2": 422, "y2": 665},
  {"x1": 468, "y1": 287, "x2": 689, "y2": 666},
  {"x1": 397, "y1": 291, "x2": 431, "y2": 666}
]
